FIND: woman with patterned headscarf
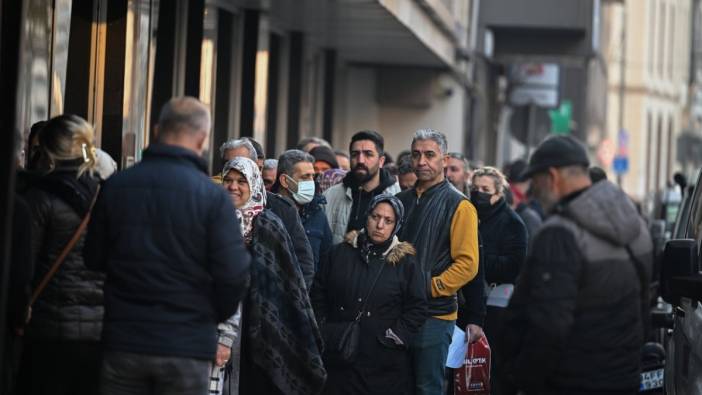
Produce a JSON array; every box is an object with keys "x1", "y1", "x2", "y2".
[
  {"x1": 310, "y1": 194, "x2": 427, "y2": 395},
  {"x1": 218, "y1": 157, "x2": 326, "y2": 395}
]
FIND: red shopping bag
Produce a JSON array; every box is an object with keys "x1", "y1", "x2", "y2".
[{"x1": 454, "y1": 336, "x2": 491, "y2": 395}]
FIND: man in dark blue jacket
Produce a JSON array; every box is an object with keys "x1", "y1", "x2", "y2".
[
  {"x1": 272, "y1": 149, "x2": 333, "y2": 272},
  {"x1": 84, "y1": 97, "x2": 251, "y2": 395}
]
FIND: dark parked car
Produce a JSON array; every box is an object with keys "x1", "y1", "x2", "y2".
[{"x1": 659, "y1": 169, "x2": 702, "y2": 395}]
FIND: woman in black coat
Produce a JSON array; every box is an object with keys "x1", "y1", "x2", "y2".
[
  {"x1": 311, "y1": 194, "x2": 427, "y2": 395},
  {"x1": 17, "y1": 114, "x2": 103, "y2": 395},
  {"x1": 470, "y1": 166, "x2": 527, "y2": 395}
]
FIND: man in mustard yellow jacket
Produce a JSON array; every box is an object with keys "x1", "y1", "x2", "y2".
[{"x1": 397, "y1": 129, "x2": 481, "y2": 395}]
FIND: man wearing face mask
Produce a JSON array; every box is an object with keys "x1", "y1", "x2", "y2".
[
  {"x1": 502, "y1": 136, "x2": 653, "y2": 395},
  {"x1": 273, "y1": 150, "x2": 333, "y2": 272},
  {"x1": 469, "y1": 166, "x2": 527, "y2": 395}
]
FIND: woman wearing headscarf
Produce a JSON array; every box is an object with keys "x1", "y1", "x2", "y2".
[
  {"x1": 219, "y1": 157, "x2": 326, "y2": 395},
  {"x1": 317, "y1": 168, "x2": 347, "y2": 194},
  {"x1": 17, "y1": 114, "x2": 103, "y2": 395},
  {"x1": 311, "y1": 194, "x2": 427, "y2": 395}
]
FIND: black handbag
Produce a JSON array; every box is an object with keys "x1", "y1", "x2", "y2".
[{"x1": 323, "y1": 259, "x2": 387, "y2": 366}]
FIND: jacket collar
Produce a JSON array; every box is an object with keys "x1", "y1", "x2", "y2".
[
  {"x1": 478, "y1": 197, "x2": 507, "y2": 222},
  {"x1": 142, "y1": 143, "x2": 208, "y2": 174},
  {"x1": 413, "y1": 179, "x2": 450, "y2": 199},
  {"x1": 343, "y1": 168, "x2": 395, "y2": 193},
  {"x1": 345, "y1": 230, "x2": 416, "y2": 266},
  {"x1": 300, "y1": 194, "x2": 326, "y2": 218}
]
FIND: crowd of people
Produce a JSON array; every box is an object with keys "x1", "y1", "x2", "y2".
[{"x1": 6, "y1": 95, "x2": 652, "y2": 395}]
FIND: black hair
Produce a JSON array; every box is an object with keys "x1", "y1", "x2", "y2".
[
  {"x1": 244, "y1": 137, "x2": 265, "y2": 159},
  {"x1": 383, "y1": 152, "x2": 394, "y2": 164},
  {"x1": 349, "y1": 130, "x2": 384, "y2": 156}
]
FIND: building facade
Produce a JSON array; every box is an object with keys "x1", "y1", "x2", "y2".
[
  {"x1": 4, "y1": 0, "x2": 478, "y2": 173},
  {"x1": 603, "y1": 0, "x2": 693, "y2": 202}
]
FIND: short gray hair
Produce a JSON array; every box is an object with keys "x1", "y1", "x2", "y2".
[
  {"x1": 263, "y1": 158, "x2": 278, "y2": 170},
  {"x1": 296, "y1": 136, "x2": 331, "y2": 151},
  {"x1": 447, "y1": 152, "x2": 470, "y2": 171},
  {"x1": 219, "y1": 138, "x2": 256, "y2": 161},
  {"x1": 277, "y1": 149, "x2": 314, "y2": 176},
  {"x1": 412, "y1": 128, "x2": 447, "y2": 155},
  {"x1": 158, "y1": 96, "x2": 210, "y2": 136}
]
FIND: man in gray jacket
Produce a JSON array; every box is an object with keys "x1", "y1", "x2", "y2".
[
  {"x1": 502, "y1": 136, "x2": 653, "y2": 394},
  {"x1": 323, "y1": 130, "x2": 400, "y2": 244}
]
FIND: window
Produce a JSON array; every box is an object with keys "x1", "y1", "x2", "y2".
[
  {"x1": 659, "y1": 1, "x2": 666, "y2": 78},
  {"x1": 648, "y1": 0, "x2": 656, "y2": 75},
  {"x1": 668, "y1": 3, "x2": 675, "y2": 80}
]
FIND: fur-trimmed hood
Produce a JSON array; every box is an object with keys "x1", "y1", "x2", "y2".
[{"x1": 344, "y1": 230, "x2": 416, "y2": 265}]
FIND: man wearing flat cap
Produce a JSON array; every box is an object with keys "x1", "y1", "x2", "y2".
[{"x1": 501, "y1": 135, "x2": 653, "y2": 394}]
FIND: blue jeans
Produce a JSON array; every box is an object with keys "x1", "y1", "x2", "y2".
[{"x1": 412, "y1": 317, "x2": 454, "y2": 395}]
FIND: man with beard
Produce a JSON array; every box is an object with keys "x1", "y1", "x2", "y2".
[
  {"x1": 502, "y1": 136, "x2": 652, "y2": 394},
  {"x1": 446, "y1": 152, "x2": 472, "y2": 195},
  {"x1": 323, "y1": 130, "x2": 400, "y2": 244}
]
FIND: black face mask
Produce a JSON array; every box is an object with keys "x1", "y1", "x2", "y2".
[{"x1": 470, "y1": 190, "x2": 494, "y2": 212}]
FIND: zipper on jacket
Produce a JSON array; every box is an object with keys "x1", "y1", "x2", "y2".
[{"x1": 354, "y1": 187, "x2": 363, "y2": 222}]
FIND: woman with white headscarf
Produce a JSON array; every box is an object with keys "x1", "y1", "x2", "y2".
[{"x1": 217, "y1": 157, "x2": 326, "y2": 395}]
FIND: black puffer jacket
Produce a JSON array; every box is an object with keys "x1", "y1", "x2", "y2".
[
  {"x1": 503, "y1": 181, "x2": 653, "y2": 393},
  {"x1": 23, "y1": 168, "x2": 103, "y2": 341},
  {"x1": 478, "y1": 198, "x2": 527, "y2": 284}
]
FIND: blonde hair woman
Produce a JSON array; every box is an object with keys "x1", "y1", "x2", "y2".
[{"x1": 18, "y1": 114, "x2": 104, "y2": 395}]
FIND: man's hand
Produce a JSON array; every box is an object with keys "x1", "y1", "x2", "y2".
[
  {"x1": 215, "y1": 344, "x2": 231, "y2": 367},
  {"x1": 465, "y1": 324, "x2": 485, "y2": 343}
]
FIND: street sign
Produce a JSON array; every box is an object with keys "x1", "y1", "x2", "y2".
[
  {"x1": 617, "y1": 129, "x2": 629, "y2": 156},
  {"x1": 613, "y1": 155, "x2": 629, "y2": 175},
  {"x1": 548, "y1": 100, "x2": 572, "y2": 134},
  {"x1": 509, "y1": 63, "x2": 560, "y2": 108}
]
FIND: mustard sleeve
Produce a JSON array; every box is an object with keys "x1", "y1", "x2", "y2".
[{"x1": 430, "y1": 200, "x2": 479, "y2": 298}]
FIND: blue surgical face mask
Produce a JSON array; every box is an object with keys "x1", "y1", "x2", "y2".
[{"x1": 286, "y1": 175, "x2": 315, "y2": 205}]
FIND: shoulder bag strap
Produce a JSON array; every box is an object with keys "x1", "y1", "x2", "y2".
[
  {"x1": 353, "y1": 258, "x2": 388, "y2": 321},
  {"x1": 28, "y1": 185, "x2": 101, "y2": 308}
]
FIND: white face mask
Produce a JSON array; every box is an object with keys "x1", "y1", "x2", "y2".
[{"x1": 286, "y1": 175, "x2": 315, "y2": 205}]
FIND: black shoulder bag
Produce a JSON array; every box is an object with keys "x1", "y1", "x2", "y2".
[{"x1": 323, "y1": 258, "x2": 387, "y2": 366}]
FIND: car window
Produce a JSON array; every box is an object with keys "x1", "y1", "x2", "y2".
[{"x1": 686, "y1": 170, "x2": 702, "y2": 258}]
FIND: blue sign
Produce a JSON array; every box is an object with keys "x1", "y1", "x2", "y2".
[{"x1": 613, "y1": 156, "x2": 629, "y2": 175}]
